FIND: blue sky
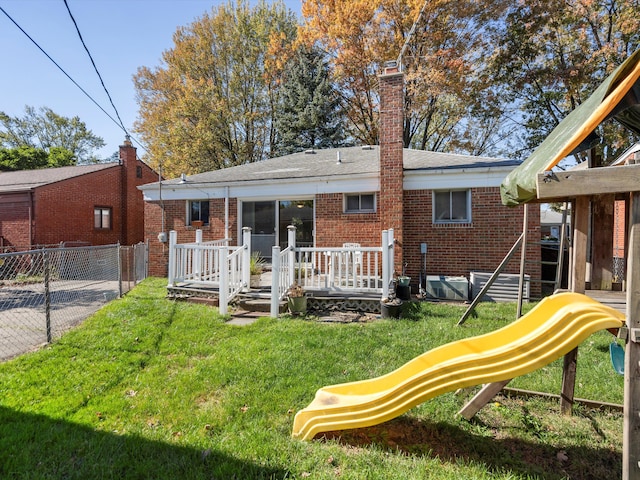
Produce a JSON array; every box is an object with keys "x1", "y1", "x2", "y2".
[{"x1": 0, "y1": 0, "x2": 302, "y2": 159}]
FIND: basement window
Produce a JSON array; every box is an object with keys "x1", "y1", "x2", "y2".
[
  {"x1": 188, "y1": 200, "x2": 210, "y2": 226},
  {"x1": 345, "y1": 193, "x2": 376, "y2": 213},
  {"x1": 433, "y1": 190, "x2": 471, "y2": 223},
  {"x1": 94, "y1": 207, "x2": 112, "y2": 230}
]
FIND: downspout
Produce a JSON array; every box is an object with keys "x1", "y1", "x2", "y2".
[
  {"x1": 29, "y1": 190, "x2": 34, "y2": 248},
  {"x1": 225, "y1": 186, "x2": 229, "y2": 240}
]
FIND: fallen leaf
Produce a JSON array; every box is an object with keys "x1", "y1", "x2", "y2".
[
  {"x1": 241, "y1": 404, "x2": 249, "y2": 413},
  {"x1": 557, "y1": 450, "x2": 569, "y2": 462}
]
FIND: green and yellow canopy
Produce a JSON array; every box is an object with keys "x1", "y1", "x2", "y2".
[{"x1": 501, "y1": 49, "x2": 640, "y2": 207}]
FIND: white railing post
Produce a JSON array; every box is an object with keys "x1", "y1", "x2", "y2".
[
  {"x1": 242, "y1": 227, "x2": 252, "y2": 291},
  {"x1": 271, "y1": 245, "x2": 281, "y2": 318},
  {"x1": 219, "y1": 246, "x2": 228, "y2": 315},
  {"x1": 382, "y1": 230, "x2": 389, "y2": 298},
  {"x1": 388, "y1": 227, "x2": 395, "y2": 285},
  {"x1": 168, "y1": 230, "x2": 177, "y2": 287},
  {"x1": 288, "y1": 225, "x2": 296, "y2": 285},
  {"x1": 194, "y1": 229, "x2": 202, "y2": 280}
]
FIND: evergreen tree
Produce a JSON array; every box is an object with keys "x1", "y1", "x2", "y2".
[{"x1": 273, "y1": 47, "x2": 346, "y2": 156}]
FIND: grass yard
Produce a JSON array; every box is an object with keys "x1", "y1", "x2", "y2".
[{"x1": 0, "y1": 278, "x2": 624, "y2": 479}]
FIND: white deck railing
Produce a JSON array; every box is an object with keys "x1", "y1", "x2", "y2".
[
  {"x1": 270, "y1": 227, "x2": 395, "y2": 317},
  {"x1": 168, "y1": 228, "x2": 251, "y2": 314},
  {"x1": 168, "y1": 226, "x2": 395, "y2": 318}
]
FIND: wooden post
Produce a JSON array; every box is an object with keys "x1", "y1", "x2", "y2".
[
  {"x1": 623, "y1": 191, "x2": 640, "y2": 479},
  {"x1": 458, "y1": 233, "x2": 524, "y2": 326},
  {"x1": 517, "y1": 204, "x2": 529, "y2": 318},
  {"x1": 591, "y1": 194, "x2": 614, "y2": 290},
  {"x1": 561, "y1": 195, "x2": 589, "y2": 415}
]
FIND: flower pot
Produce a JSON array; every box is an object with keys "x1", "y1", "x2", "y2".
[
  {"x1": 397, "y1": 276, "x2": 411, "y2": 287},
  {"x1": 396, "y1": 284, "x2": 411, "y2": 301},
  {"x1": 191, "y1": 220, "x2": 203, "y2": 228},
  {"x1": 380, "y1": 300, "x2": 402, "y2": 319},
  {"x1": 250, "y1": 274, "x2": 261, "y2": 288},
  {"x1": 288, "y1": 296, "x2": 307, "y2": 315}
]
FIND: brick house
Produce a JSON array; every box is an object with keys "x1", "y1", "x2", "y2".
[
  {"x1": 0, "y1": 138, "x2": 157, "y2": 250},
  {"x1": 140, "y1": 67, "x2": 540, "y2": 293}
]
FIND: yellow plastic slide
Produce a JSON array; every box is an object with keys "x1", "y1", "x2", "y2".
[{"x1": 292, "y1": 292, "x2": 624, "y2": 440}]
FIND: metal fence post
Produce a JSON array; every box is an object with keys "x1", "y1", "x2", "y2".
[
  {"x1": 117, "y1": 243, "x2": 123, "y2": 298},
  {"x1": 43, "y1": 249, "x2": 52, "y2": 343}
]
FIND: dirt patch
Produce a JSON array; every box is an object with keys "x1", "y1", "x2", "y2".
[{"x1": 308, "y1": 309, "x2": 379, "y2": 323}]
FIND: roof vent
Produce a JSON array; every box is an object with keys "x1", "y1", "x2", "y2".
[
  {"x1": 304, "y1": 149, "x2": 315, "y2": 154},
  {"x1": 361, "y1": 145, "x2": 374, "y2": 150}
]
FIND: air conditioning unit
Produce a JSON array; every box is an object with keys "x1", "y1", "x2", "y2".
[
  {"x1": 470, "y1": 271, "x2": 530, "y2": 302},
  {"x1": 424, "y1": 276, "x2": 469, "y2": 301}
]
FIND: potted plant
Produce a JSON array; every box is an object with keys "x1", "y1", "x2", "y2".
[
  {"x1": 380, "y1": 295, "x2": 403, "y2": 319},
  {"x1": 287, "y1": 283, "x2": 307, "y2": 315},
  {"x1": 249, "y1": 252, "x2": 265, "y2": 288},
  {"x1": 191, "y1": 220, "x2": 204, "y2": 228}
]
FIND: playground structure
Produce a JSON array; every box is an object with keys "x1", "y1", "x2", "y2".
[
  {"x1": 292, "y1": 292, "x2": 624, "y2": 440},
  {"x1": 293, "y1": 49, "x2": 640, "y2": 478}
]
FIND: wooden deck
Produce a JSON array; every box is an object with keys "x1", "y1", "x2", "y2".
[{"x1": 585, "y1": 289, "x2": 626, "y2": 313}]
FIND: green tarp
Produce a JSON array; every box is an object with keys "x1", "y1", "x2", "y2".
[{"x1": 501, "y1": 49, "x2": 640, "y2": 207}]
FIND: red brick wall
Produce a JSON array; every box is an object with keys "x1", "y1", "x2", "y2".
[
  {"x1": 120, "y1": 141, "x2": 158, "y2": 245},
  {"x1": 0, "y1": 193, "x2": 32, "y2": 248},
  {"x1": 34, "y1": 167, "x2": 123, "y2": 246},
  {"x1": 614, "y1": 199, "x2": 626, "y2": 259},
  {"x1": 146, "y1": 190, "x2": 539, "y2": 287},
  {"x1": 315, "y1": 193, "x2": 381, "y2": 247},
  {"x1": 19, "y1": 144, "x2": 155, "y2": 248},
  {"x1": 378, "y1": 68, "x2": 404, "y2": 265},
  {"x1": 404, "y1": 187, "x2": 540, "y2": 295},
  {"x1": 145, "y1": 198, "x2": 238, "y2": 277}
]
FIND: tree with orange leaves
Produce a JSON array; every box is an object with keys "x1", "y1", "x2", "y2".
[
  {"x1": 298, "y1": 0, "x2": 511, "y2": 155},
  {"x1": 133, "y1": 1, "x2": 297, "y2": 177}
]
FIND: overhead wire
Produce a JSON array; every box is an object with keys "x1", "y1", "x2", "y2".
[
  {"x1": 0, "y1": 4, "x2": 147, "y2": 154},
  {"x1": 62, "y1": 0, "x2": 129, "y2": 137}
]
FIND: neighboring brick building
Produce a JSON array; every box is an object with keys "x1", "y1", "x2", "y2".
[
  {"x1": 140, "y1": 67, "x2": 540, "y2": 293},
  {"x1": 0, "y1": 138, "x2": 157, "y2": 250}
]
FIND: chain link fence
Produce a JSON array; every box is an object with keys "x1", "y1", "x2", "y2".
[{"x1": 0, "y1": 243, "x2": 148, "y2": 361}]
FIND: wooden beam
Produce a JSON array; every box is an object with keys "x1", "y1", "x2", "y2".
[
  {"x1": 623, "y1": 191, "x2": 640, "y2": 479},
  {"x1": 591, "y1": 194, "x2": 614, "y2": 290},
  {"x1": 458, "y1": 380, "x2": 511, "y2": 420},
  {"x1": 560, "y1": 196, "x2": 589, "y2": 415},
  {"x1": 457, "y1": 233, "x2": 524, "y2": 326},
  {"x1": 572, "y1": 196, "x2": 589, "y2": 294},
  {"x1": 536, "y1": 164, "x2": 640, "y2": 200}
]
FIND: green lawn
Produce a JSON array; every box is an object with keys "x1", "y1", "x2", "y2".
[{"x1": 0, "y1": 278, "x2": 623, "y2": 479}]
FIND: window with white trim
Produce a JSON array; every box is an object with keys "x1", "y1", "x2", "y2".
[
  {"x1": 188, "y1": 200, "x2": 210, "y2": 225},
  {"x1": 94, "y1": 207, "x2": 112, "y2": 230},
  {"x1": 345, "y1": 193, "x2": 375, "y2": 213},
  {"x1": 433, "y1": 190, "x2": 471, "y2": 223}
]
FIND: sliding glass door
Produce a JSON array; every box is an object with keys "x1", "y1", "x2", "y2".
[{"x1": 242, "y1": 200, "x2": 314, "y2": 260}]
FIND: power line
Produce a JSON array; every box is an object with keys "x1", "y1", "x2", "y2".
[
  {"x1": 62, "y1": 0, "x2": 129, "y2": 136},
  {"x1": 0, "y1": 4, "x2": 147, "y2": 154}
]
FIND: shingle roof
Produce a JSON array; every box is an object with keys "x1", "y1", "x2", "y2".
[
  {"x1": 156, "y1": 146, "x2": 518, "y2": 186},
  {"x1": 0, "y1": 163, "x2": 117, "y2": 193}
]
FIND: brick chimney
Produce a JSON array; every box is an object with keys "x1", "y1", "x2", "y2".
[
  {"x1": 378, "y1": 62, "x2": 404, "y2": 268},
  {"x1": 119, "y1": 136, "x2": 139, "y2": 245}
]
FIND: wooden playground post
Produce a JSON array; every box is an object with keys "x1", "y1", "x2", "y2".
[
  {"x1": 560, "y1": 195, "x2": 589, "y2": 415},
  {"x1": 623, "y1": 191, "x2": 640, "y2": 479}
]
